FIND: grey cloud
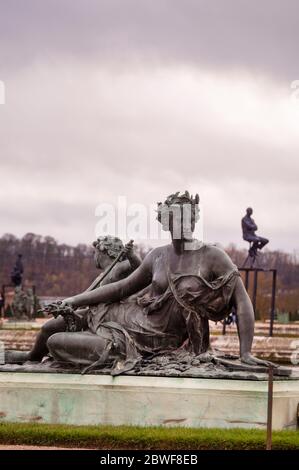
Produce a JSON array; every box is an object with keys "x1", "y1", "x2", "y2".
[
  {"x1": 0, "y1": 196, "x2": 96, "y2": 245},
  {"x1": 0, "y1": 1, "x2": 298, "y2": 251},
  {"x1": 0, "y1": 0, "x2": 298, "y2": 81}
]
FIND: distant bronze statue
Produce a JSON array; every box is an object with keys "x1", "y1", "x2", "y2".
[
  {"x1": 242, "y1": 208, "x2": 269, "y2": 266},
  {"x1": 6, "y1": 193, "x2": 271, "y2": 373},
  {"x1": 11, "y1": 286, "x2": 35, "y2": 321},
  {"x1": 11, "y1": 254, "x2": 23, "y2": 287}
]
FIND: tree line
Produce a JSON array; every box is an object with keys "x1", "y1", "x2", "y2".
[{"x1": 0, "y1": 234, "x2": 298, "y2": 319}]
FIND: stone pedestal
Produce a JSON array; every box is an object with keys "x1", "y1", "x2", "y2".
[{"x1": 0, "y1": 372, "x2": 298, "y2": 430}]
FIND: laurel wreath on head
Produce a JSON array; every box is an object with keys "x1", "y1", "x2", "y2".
[{"x1": 157, "y1": 191, "x2": 200, "y2": 223}]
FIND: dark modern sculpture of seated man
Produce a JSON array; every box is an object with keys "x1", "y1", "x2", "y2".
[
  {"x1": 241, "y1": 207, "x2": 269, "y2": 258},
  {"x1": 6, "y1": 192, "x2": 270, "y2": 374}
]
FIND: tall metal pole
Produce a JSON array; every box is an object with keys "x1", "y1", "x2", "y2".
[
  {"x1": 244, "y1": 269, "x2": 250, "y2": 291},
  {"x1": 0, "y1": 285, "x2": 3, "y2": 318},
  {"x1": 1, "y1": 285, "x2": 6, "y2": 319},
  {"x1": 32, "y1": 284, "x2": 37, "y2": 318},
  {"x1": 252, "y1": 270, "x2": 258, "y2": 314},
  {"x1": 269, "y1": 270, "x2": 277, "y2": 337},
  {"x1": 266, "y1": 366, "x2": 274, "y2": 450}
]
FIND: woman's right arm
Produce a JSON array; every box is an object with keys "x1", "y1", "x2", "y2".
[{"x1": 66, "y1": 251, "x2": 153, "y2": 308}]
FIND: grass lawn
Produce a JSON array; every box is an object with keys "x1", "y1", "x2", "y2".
[{"x1": 0, "y1": 423, "x2": 298, "y2": 450}]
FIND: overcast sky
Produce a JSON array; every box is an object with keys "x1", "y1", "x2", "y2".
[{"x1": 0, "y1": 0, "x2": 299, "y2": 252}]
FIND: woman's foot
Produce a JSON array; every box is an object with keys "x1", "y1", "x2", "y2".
[{"x1": 4, "y1": 350, "x2": 30, "y2": 364}]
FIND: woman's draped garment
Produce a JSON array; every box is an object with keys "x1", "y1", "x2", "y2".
[{"x1": 85, "y1": 250, "x2": 240, "y2": 375}]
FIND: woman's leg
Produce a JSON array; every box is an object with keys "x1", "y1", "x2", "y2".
[
  {"x1": 28, "y1": 317, "x2": 66, "y2": 361},
  {"x1": 4, "y1": 316, "x2": 66, "y2": 364},
  {"x1": 28, "y1": 308, "x2": 89, "y2": 361},
  {"x1": 47, "y1": 331, "x2": 109, "y2": 366}
]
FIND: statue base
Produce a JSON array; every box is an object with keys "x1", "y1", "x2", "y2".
[
  {"x1": 0, "y1": 351, "x2": 293, "y2": 379},
  {"x1": 0, "y1": 370, "x2": 298, "y2": 429}
]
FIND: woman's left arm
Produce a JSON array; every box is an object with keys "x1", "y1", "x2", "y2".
[
  {"x1": 210, "y1": 246, "x2": 274, "y2": 366},
  {"x1": 233, "y1": 277, "x2": 274, "y2": 366},
  {"x1": 233, "y1": 277, "x2": 254, "y2": 360}
]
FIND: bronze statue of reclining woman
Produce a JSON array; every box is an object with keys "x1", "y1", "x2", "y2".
[{"x1": 5, "y1": 191, "x2": 270, "y2": 374}]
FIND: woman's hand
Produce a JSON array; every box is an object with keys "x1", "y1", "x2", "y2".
[
  {"x1": 241, "y1": 353, "x2": 277, "y2": 368},
  {"x1": 61, "y1": 297, "x2": 76, "y2": 308}
]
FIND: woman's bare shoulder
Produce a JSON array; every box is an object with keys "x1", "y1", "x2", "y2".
[
  {"x1": 202, "y1": 244, "x2": 236, "y2": 274},
  {"x1": 138, "y1": 245, "x2": 168, "y2": 271},
  {"x1": 144, "y1": 245, "x2": 169, "y2": 259}
]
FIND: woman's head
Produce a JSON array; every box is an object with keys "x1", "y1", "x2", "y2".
[
  {"x1": 93, "y1": 235, "x2": 124, "y2": 269},
  {"x1": 157, "y1": 191, "x2": 200, "y2": 240}
]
